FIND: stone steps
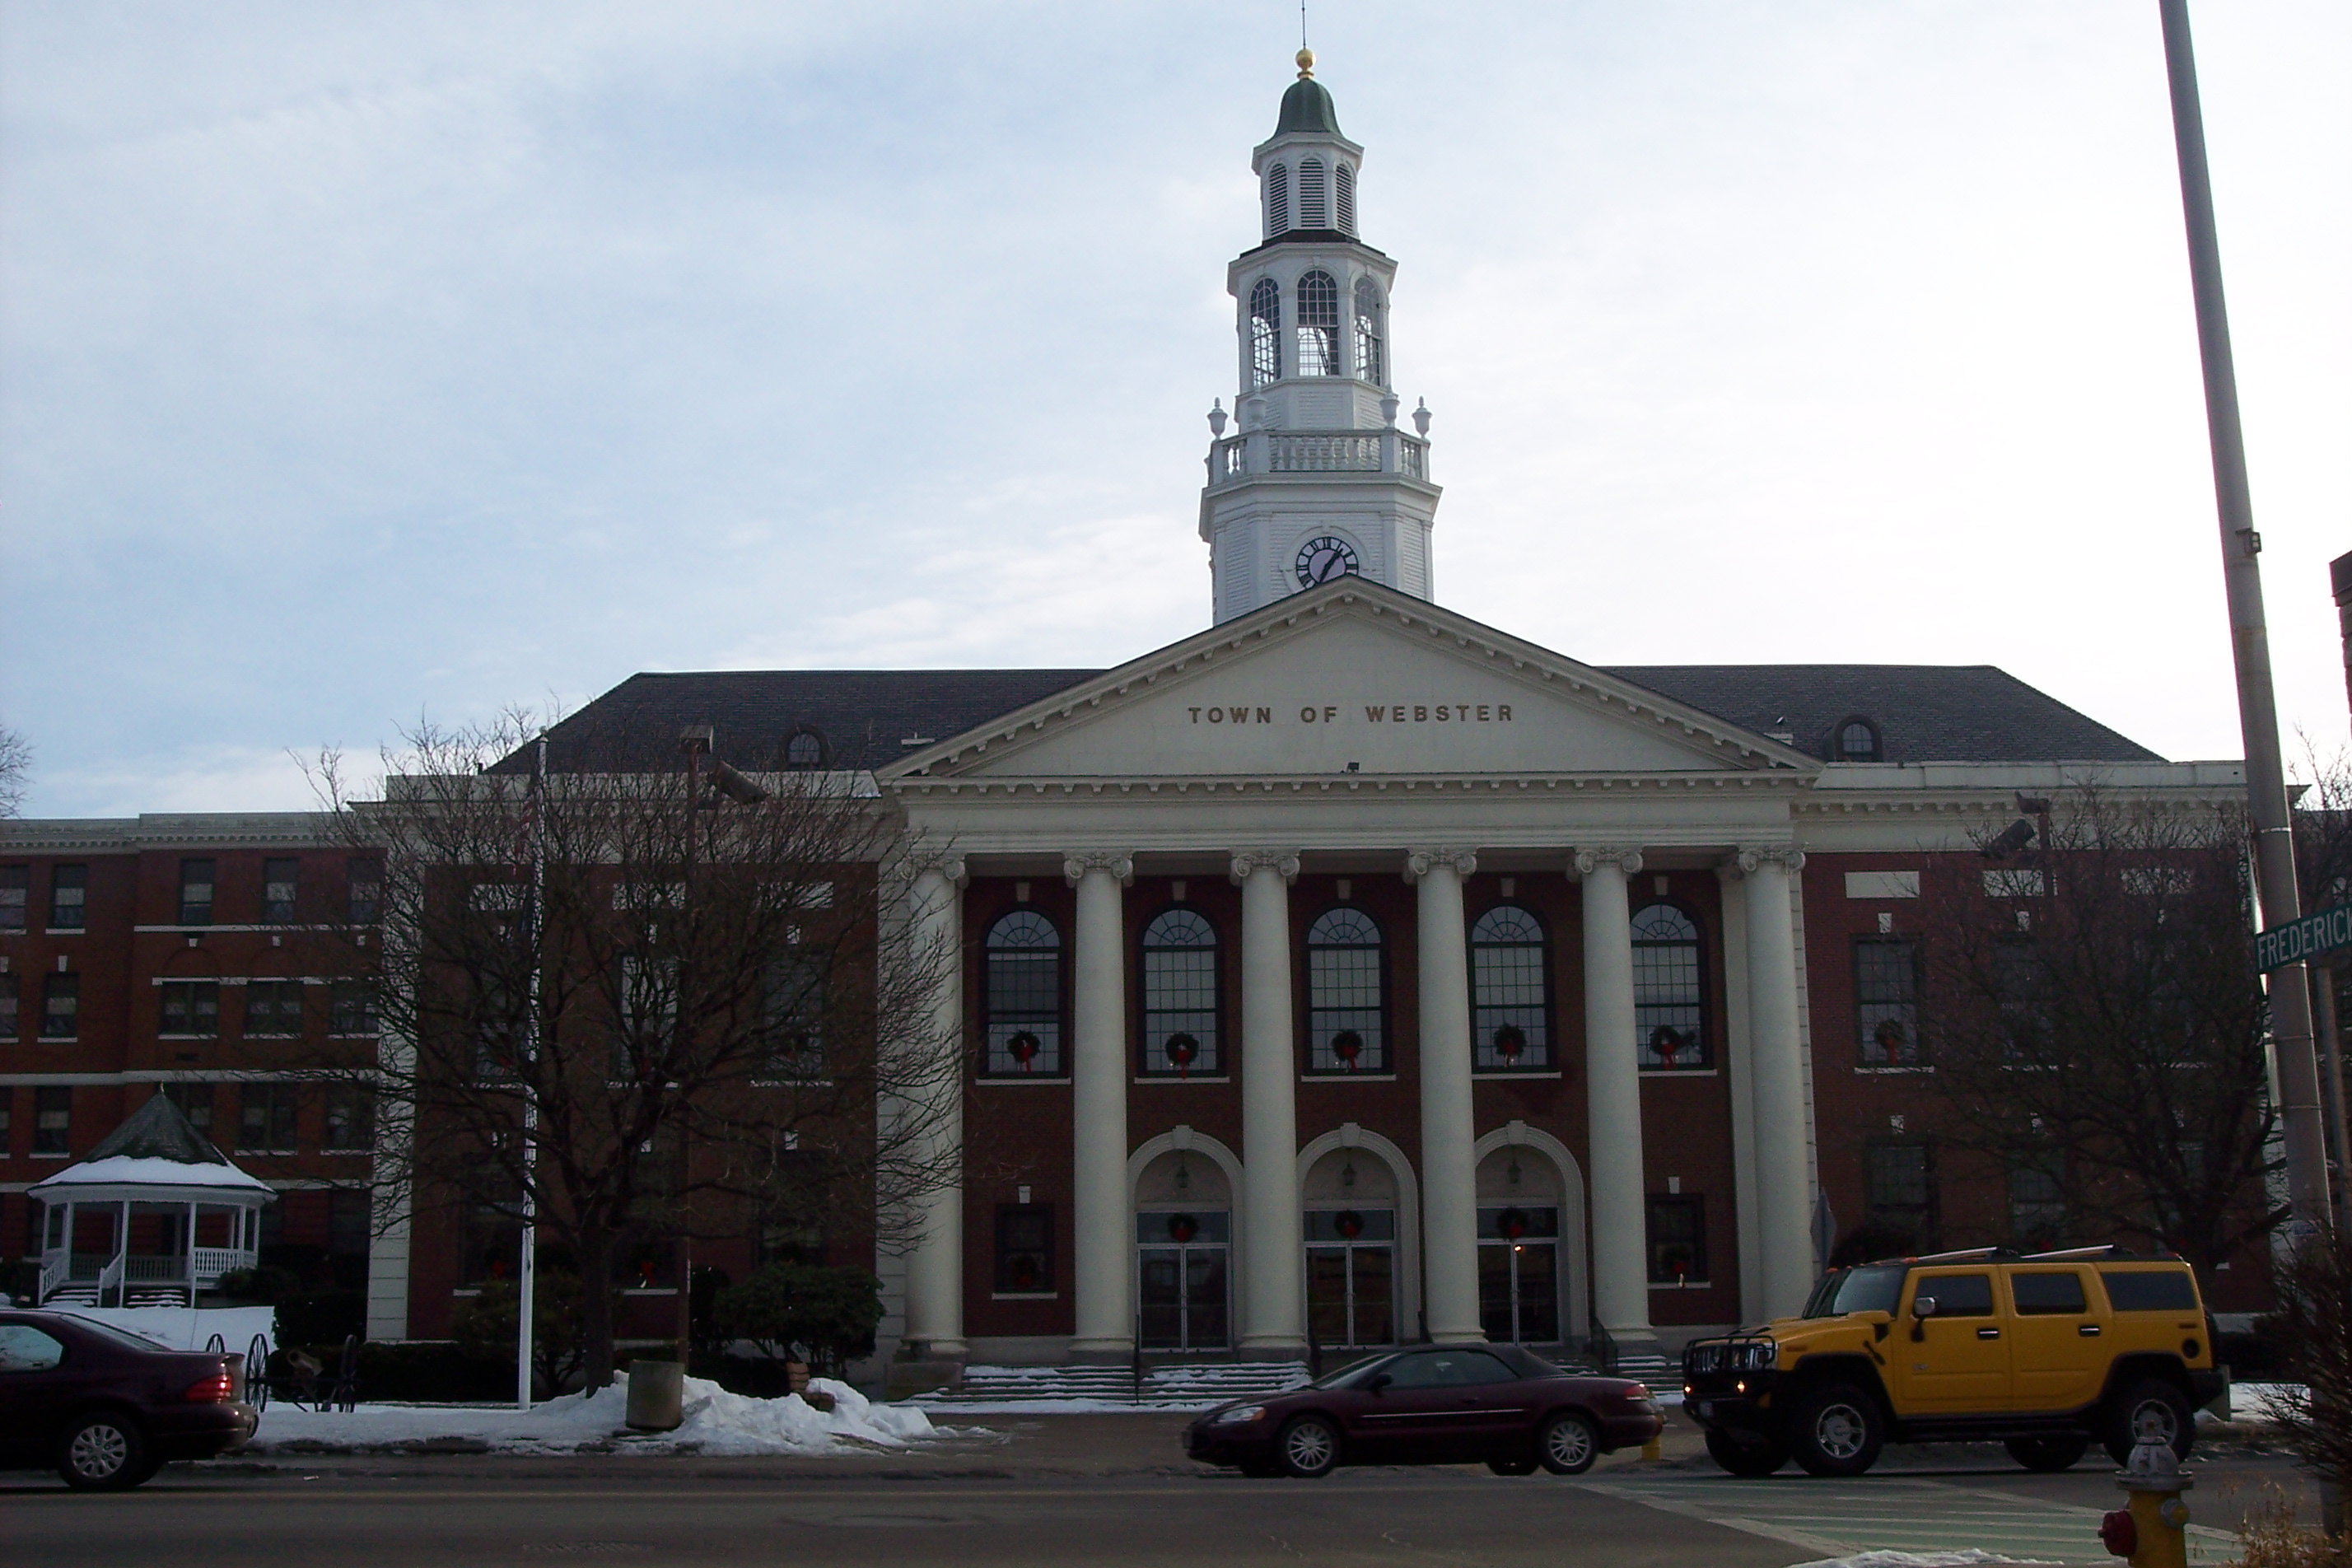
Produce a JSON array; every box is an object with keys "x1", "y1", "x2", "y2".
[{"x1": 916, "y1": 1360, "x2": 1312, "y2": 1407}]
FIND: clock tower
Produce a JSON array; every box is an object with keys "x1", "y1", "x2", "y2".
[{"x1": 1200, "y1": 51, "x2": 1443, "y2": 625}]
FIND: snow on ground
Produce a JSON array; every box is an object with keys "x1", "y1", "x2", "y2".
[
  {"x1": 1785, "y1": 1554, "x2": 2046, "y2": 1568},
  {"x1": 248, "y1": 1376, "x2": 942, "y2": 1456},
  {"x1": 2224, "y1": 1381, "x2": 2303, "y2": 1423}
]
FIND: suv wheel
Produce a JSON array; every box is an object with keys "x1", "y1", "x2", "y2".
[
  {"x1": 2103, "y1": 1378, "x2": 2195, "y2": 1466},
  {"x1": 58, "y1": 1411, "x2": 150, "y2": 1491},
  {"x1": 1275, "y1": 1415, "x2": 1340, "y2": 1478},
  {"x1": 1706, "y1": 1427, "x2": 1790, "y2": 1477},
  {"x1": 2005, "y1": 1435, "x2": 2089, "y2": 1472},
  {"x1": 1789, "y1": 1384, "x2": 1884, "y2": 1477}
]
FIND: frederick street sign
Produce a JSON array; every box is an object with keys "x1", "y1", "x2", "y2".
[{"x1": 2256, "y1": 903, "x2": 2352, "y2": 973}]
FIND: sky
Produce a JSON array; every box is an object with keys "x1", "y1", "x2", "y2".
[{"x1": 2, "y1": 1, "x2": 2346, "y2": 817}]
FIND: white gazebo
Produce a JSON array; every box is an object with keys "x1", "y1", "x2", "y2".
[{"x1": 30, "y1": 1094, "x2": 276, "y2": 1309}]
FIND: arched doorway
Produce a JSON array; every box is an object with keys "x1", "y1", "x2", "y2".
[
  {"x1": 1472, "y1": 1128, "x2": 1588, "y2": 1346},
  {"x1": 1134, "y1": 1147, "x2": 1231, "y2": 1351},
  {"x1": 1301, "y1": 1146, "x2": 1398, "y2": 1348}
]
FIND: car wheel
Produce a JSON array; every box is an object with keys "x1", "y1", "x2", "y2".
[
  {"x1": 2005, "y1": 1435, "x2": 2089, "y2": 1472},
  {"x1": 2104, "y1": 1379, "x2": 2195, "y2": 1466},
  {"x1": 1536, "y1": 1412, "x2": 1601, "y2": 1476},
  {"x1": 1485, "y1": 1455, "x2": 1539, "y2": 1476},
  {"x1": 58, "y1": 1412, "x2": 149, "y2": 1491},
  {"x1": 1789, "y1": 1384, "x2": 1884, "y2": 1477},
  {"x1": 1706, "y1": 1427, "x2": 1790, "y2": 1477},
  {"x1": 1275, "y1": 1416, "x2": 1340, "y2": 1478}
]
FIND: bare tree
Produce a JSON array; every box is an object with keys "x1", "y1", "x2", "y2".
[
  {"x1": 0, "y1": 724, "x2": 29, "y2": 818},
  {"x1": 1914, "y1": 784, "x2": 2277, "y2": 1277},
  {"x1": 306, "y1": 712, "x2": 960, "y2": 1388}
]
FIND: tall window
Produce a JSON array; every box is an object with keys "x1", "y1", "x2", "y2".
[
  {"x1": 262, "y1": 858, "x2": 299, "y2": 923},
  {"x1": 1864, "y1": 1141, "x2": 1936, "y2": 1253},
  {"x1": 238, "y1": 1084, "x2": 299, "y2": 1152},
  {"x1": 1295, "y1": 270, "x2": 1342, "y2": 376},
  {"x1": 1264, "y1": 162, "x2": 1289, "y2": 237},
  {"x1": 0, "y1": 973, "x2": 16, "y2": 1038},
  {"x1": 49, "y1": 865, "x2": 86, "y2": 931},
  {"x1": 160, "y1": 981, "x2": 220, "y2": 1038},
  {"x1": 40, "y1": 973, "x2": 77, "y2": 1039},
  {"x1": 1, "y1": 866, "x2": 26, "y2": 931},
  {"x1": 1296, "y1": 157, "x2": 1328, "y2": 228},
  {"x1": 1140, "y1": 908, "x2": 1218, "y2": 1075},
  {"x1": 1855, "y1": 938, "x2": 1921, "y2": 1065},
  {"x1": 1334, "y1": 161, "x2": 1356, "y2": 234},
  {"x1": 244, "y1": 980, "x2": 305, "y2": 1038},
  {"x1": 996, "y1": 1203, "x2": 1054, "y2": 1292},
  {"x1": 1470, "y1": 904, "x2": 1550, "y2": 1069},
  {"x1": 1306, "y1": 906, "x2": 1384, "y2": 1071},
  {"x1": 1352, "y1": 277, "x2": 1384, "y2": 385},
  {"x1": 179, "y1": 859, "x2": 215, "y2": 926},
  {"x1": 761, "y1": 950, "x2": 827, "y2": 1080},
  {"x1": 982, "y1": 909, "x2": 1063, "y2": 1075},
  {"x1": 33, "y1": 1086, "x2": 71, "y2": 1155},
  {"x1": 324, "y1": 1086, "x2": 375, "y2": 1151},
  {"x1": 1248, "y1": 277, "x2": 1281, "y2": 385},
  {"x1": 1631, "y1": 903, "x2": 1708, "y2": 1069},
  {"x1": 1646, "y1": 1195, "x2": 1708, "y2": 1284},
  {"x1": 329, "y1": 982, "x2": 378, "y2": 1038},
  {"x1": 2009, "y1": 1163, "x2": 2065, "y2": 1247},
  {"x1": 347, "y1": 860, "x2": 382, "y2": 925}
]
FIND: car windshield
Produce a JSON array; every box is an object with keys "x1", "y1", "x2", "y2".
[
  {"x1": 1806, "y1": 1264, "x2": 1907, "y2": 1318},
  {"x1": 1309, "y1": 1353, "x2": 1399, "y2": 1389}
]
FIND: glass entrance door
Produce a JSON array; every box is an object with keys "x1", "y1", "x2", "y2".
[
  {"x1": 1305, "y1": 1208, "x2": 1397, "y2": 1347},
  {"x1": 1137, "y1": 1211, "x2": 1230, "y2": 1351},
  {"x1": 1477, "y1": 1206, "x2": 1561, "y2": 1343}
]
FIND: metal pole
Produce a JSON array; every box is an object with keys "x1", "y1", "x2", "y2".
[
  {"x1": 2157, "y1": 0, "x2": 2330, "y2": 1230},
  {"x1": 518, "y1": 732, "x2": 545, "y2": 1412}
]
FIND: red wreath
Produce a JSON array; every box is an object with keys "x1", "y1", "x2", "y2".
[
  {"x1": 1492, "y1": 1024, "x2": 1526, "y2": 1064},
  {"x1": 1166, "y1": 1214, "x2": 1199, "y2": 1244},
  {"x1": 1498, "y1": 1206, "x2": 1531, "y2": 1241},
  {"x1": 1334, "y1": 1210, "x2": 1365, "y2": 1241},
  {"x1": 1332, "y1": 1030, "x2": 1363, "y2": 1069},
  {"x1": 1650, "y1": 1025, "x2": 1686, "y2": 1070},
  {"x1": 1007, "y1": 1031, "x2": 1041, "y2": 1070},
  {"x1": 1166, "y1": 1033, "x2": 1199, "y2": 1078}
]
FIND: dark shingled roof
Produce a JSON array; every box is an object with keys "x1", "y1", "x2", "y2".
[
  {"x1": 538, "y1": 662, "x2": 2162, "y2": 772},
  {"x1": 85, "y1": 1093, "x2": 236, "y2": 1168},
  {"x1": 1605, "y1": 665, "x2": 2163, "y2": 764}
]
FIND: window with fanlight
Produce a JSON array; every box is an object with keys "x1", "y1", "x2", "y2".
[
  {"x1": 1470, "y1": 904, "x2": 1550, "y2": 1070},
  {"x1": 1295, "y1": 270, "x2": 1342, "y2": 376},
  {"x1": 1306, "y1": 906, "x2": 1384, "y2": 1072},
  {"x1": 783, "y1": 726, "x2": 827, "y2": 769},
  {"x1": 1353, "y1": 277, "x2": 1384, "y2": 385},
  {"x1": 982, "y1": 909, "x2": 1064, "y2": 1076},
  {"x1": 1248, "y1": 277, "x2": 1281, "y2": 385},
  {"x1": 1836, "y1": 718, "x2": 1882, "y2": 763},
  {"x1": 1140, "y1": 907, "x2": 1219, "y2": 1076},
  {"x1": 1631, "y1": 903, "x2": 1709, "y2": 1070}
]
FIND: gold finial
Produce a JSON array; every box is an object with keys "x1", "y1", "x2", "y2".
[{"x1": 1295, "y1": 47, "x2": 1314, "y2": 78}]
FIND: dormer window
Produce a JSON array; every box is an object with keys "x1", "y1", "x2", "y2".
[
  {"x1": 784, "y1": 726, "x2": 827, "y2": 770},
  {"x1": 1264, "y1": 163, "x2": 1290, "y2": 238},
  {"x1": 1249, "y1": 277, "x2": 1282, "y2": 385},
  {"x1": 1353, "y1": 278, "x2": 1384, "y2": 385},
  {"x1": 1295, "y1": 270, "x2": 1341, "y2": 376},
  {"x1": 1334, "y1": 163, "x2": 1356, "y2": 235},
  {"x1": 1836, "y1": 718, "x2": 1882, "y2": 763},
  {"x1": 1297, "y1": 157, "x2": 1328, "y2": 229}
]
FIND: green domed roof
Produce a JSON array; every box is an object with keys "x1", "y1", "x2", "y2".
[{"x1": 1276, "y1": 75, "x2": 1342, "y2": 137}]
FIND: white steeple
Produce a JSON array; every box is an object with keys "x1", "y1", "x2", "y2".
[{"x1": 1199, "y1": 50, "x2": 1442, "y2": 624}]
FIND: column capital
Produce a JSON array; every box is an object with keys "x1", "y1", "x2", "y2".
[
  {"x1": 1402, "y1": 847, "x2": 1478, "y2": 884},
  {"x1": 1229, "y1": 849, "x2": 1301, "y2": 885},
  {"x1": 1571, "y1": 847, "x2": 1644, "y2": 879},
  {"x1": 1734, "y1": 844, "x2": 1806, "y2": 875},
  {"x1": 1063, "y1": 852, "x2": 1134, "y2": 888},
  {"x1": 909, "y1": 851, "x2": 968, "y2": 888}
]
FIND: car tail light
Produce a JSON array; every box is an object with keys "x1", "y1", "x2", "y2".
[{"x1": 184, "y1": 1370, "x2": 236, "y2": 1402}]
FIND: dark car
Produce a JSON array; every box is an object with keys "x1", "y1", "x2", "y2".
[
  {"x1": 0, "y1": 1309, "x2": 258, "y2": 1490},
  {"x1": 1184, "y1": 1344, "x2": 1664, "y2": 1478}
]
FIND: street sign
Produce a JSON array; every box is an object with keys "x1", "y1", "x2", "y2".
[{"x1": 2256, "y1": 903, "x2": 2352, "y2": 972}]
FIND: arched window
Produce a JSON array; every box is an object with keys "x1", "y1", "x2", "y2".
[
  {"x1": 1470, "y1": 904, "x2": 1550, "y2": 1070},
  {"x1": 1353, "y1": 277, "x2": 1384, "y2": 385},
  {"x1": 1631, "y1": 903, "x2": 1708, "y2": 1070},
  {"x1": 1140, "y1": 908, "x2": 1218, "y2": 1075},
  {"x1": 1334, "y1": 162, "x2": 1356, "y2": 235},
  {"x1": 1295, "y1": 270, "x2": 1341, "y2": 377},
  {"x1": 1306, "y1": 906, "x2": 1384, "y2": 1071},
  {"x1": 1297, "y1": 157, "x2": 1328, "y2": 229},
  {"x1": 1249, "y1": 277, "x2": 1282, "y2": 385},
  {"x1": 982, "y1": 909, "x2": 1063, "y2": 1075},
  {"x1": 1836, "y1": 718, "x2": 1881, "y2": 763},
  {"x1": 783, "y1": 726, "x2": 826, "y2": 769},
  {"x1": 1264, "y1": 163, "x2": 1290, "y2": 238}
]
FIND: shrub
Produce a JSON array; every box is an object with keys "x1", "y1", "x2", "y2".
[
  {"x1": 2268, "y1": 1228, "x2": 2352, "y2": 1500},
  {"x1": 711, "y1": 1263, "x2": 881, "y2": 1373},
  {"x1": 353, "y1": 1341, "x2": 515, "y2": 1402},
  {"x1": 214, "y1": 1266, "x2": 301, "y2": 1305},
  {"x1": 451, "y1": 1272, "x2": 588, "y2": 1398}
]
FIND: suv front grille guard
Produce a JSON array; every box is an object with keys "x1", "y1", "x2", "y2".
[{"x1": 1682, "y1": 1330, "x2": 1780, "y2": 1384}]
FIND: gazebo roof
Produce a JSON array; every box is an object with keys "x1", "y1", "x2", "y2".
[{"x1": 29, "y1": 1094, "x2": 275, "y2": 1204}]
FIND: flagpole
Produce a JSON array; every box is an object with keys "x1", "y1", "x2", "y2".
[{"x1": 519, "y1": 731, "x2": 546, "y2": 1412}]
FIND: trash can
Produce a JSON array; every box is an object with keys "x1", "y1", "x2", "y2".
[{"x1": 625, "y1": 1360, "x2": 685, "y2": 1432}]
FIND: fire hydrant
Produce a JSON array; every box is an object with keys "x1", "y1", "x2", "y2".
[{"x1": 2098, "y1": 1437, "x2": 2191, "y2": 1568}]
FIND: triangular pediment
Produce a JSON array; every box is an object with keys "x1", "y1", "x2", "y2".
[{"x1": 885, "y1": 582, "x2": 1818, "y2": 782}]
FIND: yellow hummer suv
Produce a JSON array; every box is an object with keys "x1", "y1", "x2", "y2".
[{"x1": 1682, "y1": 1245, "x2": 2224, "y2": 1477}]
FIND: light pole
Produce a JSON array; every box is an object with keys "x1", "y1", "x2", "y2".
[{"x1": 517, "y1": 731, "x2": 545, "y2": 1412}]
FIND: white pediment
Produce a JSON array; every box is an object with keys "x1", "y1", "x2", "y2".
[{"x1": 890, "y1": 583, "x2": 1815, "y2": 782}]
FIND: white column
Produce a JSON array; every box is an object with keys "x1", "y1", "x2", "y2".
[
  {"x1": 902, "y1": 857, "x2": 968, "y2": 1358},
  {"x1": 1233, "y1": 850, "x2": 1304, "y2": 1356},
  {"x1": 1742, "y1": 845, "x2": 1814, "y2": 1319},
  {"x1": 1715, "y1": 861, "x2": 1765, "y2": 1326},
  {"x1": 1407, "y1": 848, "x2": 1482, "y2": 1343},
  {"x1": 1577, "y1": 847, "x2": 1654, "y2": 1345},
  {"x1": 1067, "y1": 852, "x2": 1134, "y2": 1359}
]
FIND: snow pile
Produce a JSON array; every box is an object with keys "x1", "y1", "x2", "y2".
[
  {"x1": 1784, "y1": 1554, "x2": 2043, "y2": 1568},
  {"x1": 55, "y1": 1305, "x2": 275, "y2": 1356},
  {"x1": 2225, "y1": 1381, "x2": 2304, "y2": 1423},
  {"x1": 250, "y1": 1375, "x2": 939, "y2": 1456}
]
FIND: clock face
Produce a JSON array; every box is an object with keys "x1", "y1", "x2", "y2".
[{"x1": 1295, "y1": 535, "x2": 1360, "y2": 588}]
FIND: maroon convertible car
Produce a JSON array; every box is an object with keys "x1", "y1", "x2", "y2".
[{"x1": 1184, "y1": 1344, "x2": 1664, "y2": 1478}]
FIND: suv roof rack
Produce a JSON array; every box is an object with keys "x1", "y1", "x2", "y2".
[
  {"x1": 2021, "y1": 1244, "x2": 2182, "y2": 1262},
  {"x1": 1907, "y1": 1246, "x2": 2022, "y2": 1264}
]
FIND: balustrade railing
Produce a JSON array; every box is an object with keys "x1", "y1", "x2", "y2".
[
  {"x1": 192, "y1": 1246, "x2": 253, "y2": 1285},
  {"x1": 1205, "y1": 428, "x2": 1431, "y2": 486},
  {"x1": 37, "y1": 1250, "x2": 66, "y2": 1304},
  {"x1": 96, "y1": 1252, "x2": 124, "y2": 1307}
]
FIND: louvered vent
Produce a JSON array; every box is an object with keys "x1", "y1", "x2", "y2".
[
  {"x1": 1264, "y1": 164, "x2": 1289, "y2": 238},
  {"x1": 1297, "y1": 158, "x2": 1328, "y2": 229},
  {"x1": 1334, "y1": 163, "x2": 1356, "y2": 235}
]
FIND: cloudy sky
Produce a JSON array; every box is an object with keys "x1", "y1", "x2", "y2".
[{"x1": 2, "y1": 1, "x2": 2345, "y2": 816}]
